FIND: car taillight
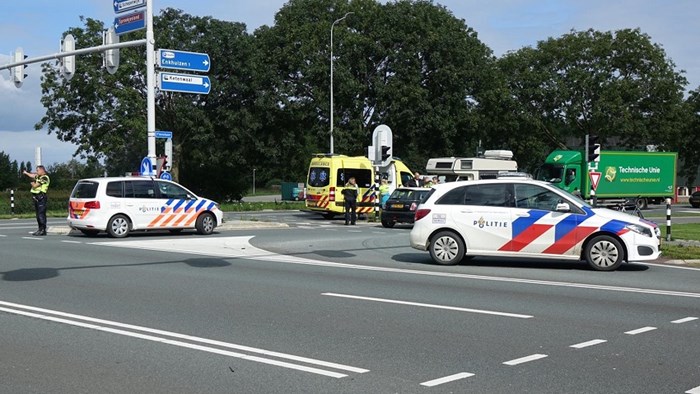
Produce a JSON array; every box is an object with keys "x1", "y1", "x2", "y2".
[
  {"x1": 410, "y1": 202, "x2": 418, "y2": 211},
  {"x1": 329, "y1": 187, "x2": 335, "y2": 201},
  {"x1": 414, "y1": 208, "x2": 430, "y2": 221},
  {"x1": 84, "y1": 201, "x2": 101, "y2": 209}
]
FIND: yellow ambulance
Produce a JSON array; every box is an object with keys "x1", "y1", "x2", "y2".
[{"x1": 305, "y1": 154, "x2": 413, "y2": 219}]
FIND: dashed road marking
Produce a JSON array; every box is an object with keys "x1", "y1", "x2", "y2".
[
  {"x1": 323, "y1": 293, "x2": 533, "y2": 319},
  {"x1": 672, "y1": 317, "x2": 698, "y2": 324},
  {"x1": 503, "y1": 354, "x2": 548, "y2": 366},
  {"x1": 61, "y1": 240, "x2": 82, "y2": 244},
  {"x1": 625, "y1": 326, "x2": 657, "y2": 335},
  {"x1": 420, "y1": 372, "x2": 474, "y2": 387},
  {"x1": 570, "y1": 339, "x2": 607, "y2": 349},
  {"x1": 21, "y1": 237, "x2": 43, "y2": 241}
]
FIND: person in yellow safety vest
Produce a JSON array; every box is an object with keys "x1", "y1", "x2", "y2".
[
  {"x1": 378, "y1": 178, "x2": 391, "y2": 207},
  {"x1": 23, "y1": 165, "x2": 51, "y2": 236}
]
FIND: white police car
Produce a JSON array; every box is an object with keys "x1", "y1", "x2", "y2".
[
  {"x1": 67, "y1": 177, "x2": 223, "y2": 238},
  {"x1": 409, "y1": 179, "x2": 661, "y2": 271}
]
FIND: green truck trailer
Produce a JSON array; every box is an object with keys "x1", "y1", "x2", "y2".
[{"x1": 536, "y1": 150, "x2": 677, "y2": 208}]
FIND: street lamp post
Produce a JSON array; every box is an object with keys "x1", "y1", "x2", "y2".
[{"x1": 330, "y1": 12, "x2": 353, "y2": 155}]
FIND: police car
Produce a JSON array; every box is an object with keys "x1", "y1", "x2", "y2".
[
  {"x1": 67, "y1": 177, "x2": 223, "y2": 238},
  {"x1": 409, "y1": 179, "x2": 661, "y2": 271}
]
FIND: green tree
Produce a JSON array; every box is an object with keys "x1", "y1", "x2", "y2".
[
  {"x1": 679, "y1": 89, "x2": 700, "y2": 186},
  {"x1": 0, "y1": 151, "x2": 17, "y2": 190},
  {"x1": 255, "y1": 0, "x2": 495, "y2": 173},
  {"x1": 36, "y1": 10, "x2": 258, "y2": 200},
  {"x1": 495, "y1": 28, "x2": 687, "y2": 172}
]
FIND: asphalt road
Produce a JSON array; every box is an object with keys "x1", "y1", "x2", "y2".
[{"x1": 1, "y1": 218, "x2": 699, "y2": 393}]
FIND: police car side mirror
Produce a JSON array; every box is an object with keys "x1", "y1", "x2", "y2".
[{"x1": 555, "y1": 202, "x2": 571, "y2": 212}]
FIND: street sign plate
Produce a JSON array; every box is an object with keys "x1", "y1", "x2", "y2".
[
  {"x1": 113, "y1": 0, "x2": 146, "y2": 14},
  {"x1": 158, "y1": 72, "x2": 211, "y2": 94},
  {"x1": 160, "y1": 171, "x2": 172, "y2": 180},
  {"x1": 114, "y1": 11, "x2": 145, "y2": 35},
  {"x1": 155, "y1": 131, "x2": 173, "y2": 139},
  {"x1": 140, "y1": 157, "x2": 153, "y2": 176},
  {"x1": 589, "y1": 171, "x2": 602, "y2": 191},
  {"x1": 158, "y1": 49, "x2": 210, "y2": 72}
]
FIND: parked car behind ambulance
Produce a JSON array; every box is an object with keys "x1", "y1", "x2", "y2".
[{"x1": 68, "y1": 177, "x2": 223, "y2": 238}]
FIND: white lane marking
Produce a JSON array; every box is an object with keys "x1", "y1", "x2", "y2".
[
  {"x1": 686, "y1": 385, "x2": 700, "y2": 393},
  {"x1": 570, "y1": 339, "x2": 607, "y2": 349},
  {"x1": 420, "y1": 372, "x2": 474, "y2": 387},
  {"x1": 92, "y1": 236, "x2": 700, "y2": 299},
  {"x1": 0, "y1": 300, "x2": 368, "y2": 376},
  {"x1": 61, "y1": 240, "x2": 82, "y2": 244},
  {"x1": 347, "y1": 230, "x2": 362, "y2": 233},
  {"x1": 644, "y1": 263, "x2": 700, "y2": 272},
  {"x1": 323, "y1": 293, "x2": 532, "y2": 319},
  {"x1": 21, "y1": 237, "x2": 43, "y2": 241},
  {"x1": 625, "y1": 326, "x2": 657, "y2": 335},
  {"x1": 672, "y1": 317, "x2": 698, "y2": 324},
  {"x1": 503, "y1": 354, "x2": 548, "y2": 366},
  {"x1": 0, "y1": 234, "x2": 6, "y2": 237}
]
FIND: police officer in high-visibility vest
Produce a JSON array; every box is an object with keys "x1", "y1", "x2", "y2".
[{"x1": 23, "y1": 165, "x2": 50, "y2": 236}]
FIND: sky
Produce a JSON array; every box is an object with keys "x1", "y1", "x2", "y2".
[{"x1": 1, "y1": 0, "x2": 699, "y2": 167}]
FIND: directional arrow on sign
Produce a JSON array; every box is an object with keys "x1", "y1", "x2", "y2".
[
  {"x1": 158, "y1": 49, "x2": 211, "y2": 73},
  {"x1": 114, "y1": 11, "x2": 145, "y2": 35},
  {"x1": 113, "y1": 0, "x2": 146, "y2": 14},
  {"x1": 158, "y1": 72, "x2": 211, "y2": 94}
]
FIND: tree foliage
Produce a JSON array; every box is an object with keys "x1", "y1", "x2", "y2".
[
  {"x1": 495, "y1": 29, "x2": 688, "y2": 172},
  {"x1": 35, "y1": 2, "x2": 699, "y2": 195}
]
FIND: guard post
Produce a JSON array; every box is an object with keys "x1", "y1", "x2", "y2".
[
  {"x1": 10, "y1": 189, "x2": 14, "y2": 215},
  {"x1": 665, "y1": 198, "x2": 672, "y2": 242}
]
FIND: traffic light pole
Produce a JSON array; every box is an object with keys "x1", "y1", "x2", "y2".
[
  {"x1": 145, "y1": 0, "x2": 157, "y2": 168},
  {"x1": 0, "y1": 40, "x2": 146, "y2": 71}
]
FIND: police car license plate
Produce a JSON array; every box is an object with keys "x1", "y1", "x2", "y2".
[{"x1": 392, "y1": 204, "x2": 404, "y2": 209}]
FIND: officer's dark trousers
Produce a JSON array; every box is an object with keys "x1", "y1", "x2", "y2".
[
  {"x1": 33, "y1": 193, "x2": 47, "y2": 231},
  {"x1": 344, "y1": 200, "x2": 357, "y2": 224}
]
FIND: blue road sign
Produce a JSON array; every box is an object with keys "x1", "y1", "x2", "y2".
[
  {"x1": 113, "y1": 0, "x2": 146, "y2": 14},
  {"x1": 114, "y1": 11, "x2": 145, "y2": 35},
  {"x1": 140, "y1": 157, "x2": 153, "y2": 176},
  {"x1": 160, "y1": 171, "x2": 172, "y2": 181},
  {"x1": 155, "y1": 131, "x2": 173, "y2": 139},
  {"x1": 158, "y1": 72, "x2": 211, "y2": 94},
  {"x1": 158, "y1": 49, "x2": 210, "y2": 73}
]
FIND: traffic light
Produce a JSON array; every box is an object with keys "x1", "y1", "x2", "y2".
[
  {"x1": 587, "y1": 134, "x2": 601, "y2": 163},
  {"x1": 381, "y1": 145, "x2": 391, "y2": 162},
  {"x1": 103, "y1": 27, "x2": 120, "y2": 75},
  {"x1": 11, "y1": 48, "x2": 28, "y2": 88},
  {"x1": 60, "y1": 34, "x2": 76, "y2": 80}
]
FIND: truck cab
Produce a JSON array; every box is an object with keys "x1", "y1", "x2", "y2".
[{"x1": 535, "y1": 150, "x2": 583, "y2": 194}]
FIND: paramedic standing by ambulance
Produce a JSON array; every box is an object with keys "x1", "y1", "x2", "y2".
[
  {"x1": 342, "y1": 177, "x2": 359, "y2": 225},
  {"x1": 23, "y1": 165, "x2": 50, "y2": 236}
]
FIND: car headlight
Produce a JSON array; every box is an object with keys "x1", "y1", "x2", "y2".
[{"x1": 625, "y1": 223, "x2": 653, "y2": 238}]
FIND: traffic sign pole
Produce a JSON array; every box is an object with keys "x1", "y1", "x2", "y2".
[{"x1": 146, "y1": 0, "x2": 156, "y2": 170}]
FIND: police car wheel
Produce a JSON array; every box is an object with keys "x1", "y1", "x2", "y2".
[
  {"x1": 429, "y1": 231, "x2": 465, "y2": 265},
  {"x1": 585, "y1": 235, "x2": 623, "y2": 271},
  {"x1": 381, "y1": 219, "x2": 395, "y2": 228},
  {"x1": 107, "y1": 214, "x2": 130, "y2": 238},
  {"x1": 196, "y1": 212, "x2": 216, "y2": 235}
]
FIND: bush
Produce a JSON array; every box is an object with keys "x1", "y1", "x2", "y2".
[{"x1": 0, "y1": 189, "x2": 70, "y2": 215}]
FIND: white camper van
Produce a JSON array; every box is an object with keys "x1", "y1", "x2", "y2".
[{"x1": 426, "y1": 150, "x2": 518, "y2": 182}]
